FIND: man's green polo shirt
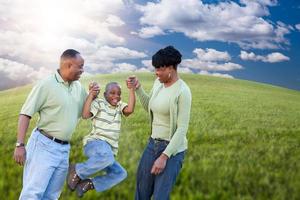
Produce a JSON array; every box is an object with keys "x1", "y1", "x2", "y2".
[{"x1": 20, "y1": 70, "x2": 87, "y2": 141}]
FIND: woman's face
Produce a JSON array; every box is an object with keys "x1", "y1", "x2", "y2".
[{"x1": 155, "y1": 66, "x2": 173, "y2": 83}]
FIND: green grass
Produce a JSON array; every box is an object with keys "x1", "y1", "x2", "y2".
[{"x1": 1, "y1": 73, "x2": 300, "y2": 200}]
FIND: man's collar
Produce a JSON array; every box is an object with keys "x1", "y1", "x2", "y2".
[
  {"x1": 55, "y1": 70, "x2": 73, "y2": 86},
  {"x1": 55, "y1": 70, "x2": 65, "y2": 83}
]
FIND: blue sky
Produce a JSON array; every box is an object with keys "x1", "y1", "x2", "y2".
[{"x1": 0, "y1": 0, "x2": 299, "y2": 91}]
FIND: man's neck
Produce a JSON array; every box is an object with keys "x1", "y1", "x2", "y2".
[{"x1": 58, "y1": 69, "x2": 70, "y2": 83}]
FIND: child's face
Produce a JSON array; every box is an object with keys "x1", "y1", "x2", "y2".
[{"x1": 104, "y1": 85, "x2": 121, "y2": 106}]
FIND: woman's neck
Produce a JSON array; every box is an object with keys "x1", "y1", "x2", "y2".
[{"x1": 164, "y1": 73, "x2": 179, "y2": 87}]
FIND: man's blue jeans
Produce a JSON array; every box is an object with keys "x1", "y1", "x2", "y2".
[
  {"x1": 19, "y1": 129, "x2": 70, "y2": 200},
  {"x1": 135, "y1": 138, "x2": 185, "y2": 200},
  {"x1": 75, "y1": 139, "x2": 127, "y2": 192}
]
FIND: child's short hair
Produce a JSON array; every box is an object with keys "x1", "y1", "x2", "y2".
[{"x1": 105, "y1": 82, "x2": 121, "y2": 92}]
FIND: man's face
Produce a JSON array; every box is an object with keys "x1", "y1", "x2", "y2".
[
  {"x1": 68, "y1": 54, "x2": 84, "y2": 81},
  {"x1": 104, "y1": 85, "x2": 121, "y2": 106}
]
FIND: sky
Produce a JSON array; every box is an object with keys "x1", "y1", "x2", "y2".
[{"x1": 0, "y1": 0, "x2": 299, "y2": 91}]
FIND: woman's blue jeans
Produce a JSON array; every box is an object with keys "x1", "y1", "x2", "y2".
[
  {"x1": 135, "y1": 138, "x2": 185, "y2": 200},
  {"x1": 75, "y1": 139, "x2": 127, "y2": 192}
]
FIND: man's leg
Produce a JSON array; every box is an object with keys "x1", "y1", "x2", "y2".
[
  {"x1": 92, "y1": 161, "x2": 127, "y2": 192},
  {"x1": 42, "y1": 143, "x2": 70, "y2": 200},
  {"x1": 135, "y1": 140, "x2": 156, "y2": 200},
  {"x1": 19, "y1": 130, "x2": 60, "y2": 200},
  {"x1": 153, "y1": 151, "x2": 185, "y2": 200}
]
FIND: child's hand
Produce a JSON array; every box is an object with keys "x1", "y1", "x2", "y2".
[{"x1": 88, "y1": 82, "x2": 100, "y2": 98}]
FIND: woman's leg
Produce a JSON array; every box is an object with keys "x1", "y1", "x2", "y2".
[
  {"x1": 153, "y1": 151, "x2": 185, "y2": 200},
  {"x1": 135, "y1": 140, "x2": 156, "y2": 200}
]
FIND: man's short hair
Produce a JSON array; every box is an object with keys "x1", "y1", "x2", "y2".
[
  {"x1": 152, "y1": 46, "x2": 182, "y2": 70},
  {"x1": 61, "y1": 49, "x2": 80, "y2": 59}
]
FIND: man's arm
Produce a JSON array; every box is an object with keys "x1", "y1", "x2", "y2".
[
  {"x1": 123, "y1": 88, "x2": 135, "y2": 116},
  {"x1": 13, "y1": 114, "x2": 31, "y2": 166}
]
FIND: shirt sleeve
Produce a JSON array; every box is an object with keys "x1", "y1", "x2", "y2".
[
  {"x1": 20, "y1": 81, "x2": 47, "y2": 117},
  {"x1": 135, "y1": 78, "x2": 159, "y2": 112}
]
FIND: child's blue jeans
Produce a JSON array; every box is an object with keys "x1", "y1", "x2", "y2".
[{"x1": 75, "y1": 139, "x2": 127, "y2": 192}]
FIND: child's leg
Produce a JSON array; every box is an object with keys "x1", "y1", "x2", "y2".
[
  {"x1": 92, "y1": 161, "x2": 127, "y2": 192},
  {"x1": 75, "y1": 140, "x2": 114, "y2": 180}
]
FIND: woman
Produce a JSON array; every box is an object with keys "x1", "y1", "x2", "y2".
[{"x1": 127, "y1": 46, "x2": 192, "y2": 200}]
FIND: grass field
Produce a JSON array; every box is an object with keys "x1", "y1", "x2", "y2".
[{"x1": 1, "y1": 73, "x2": 300, "y2": 200}]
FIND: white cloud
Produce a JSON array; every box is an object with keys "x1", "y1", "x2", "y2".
[
  {"x1": 178, "y1": 67, "x2": 193, "y2": 73},
  {"x1": 296, "y1": 24, "x2": 300, "y2": 31},
  {"x1": 114, "y1": 63, "x2": 137, "y2": 72},
  {"x1": 136, "y1": 67, "x2": 152, "y2": 72},
  {"x1": 182, "y1": 48, "x2": 243, "y2": 71},
  {"x1": 0, "y1": 58, "x2": 51, "y2": 82},
  {"x1": 199, "y1": 70, "x2": 234, "y2": 79},
  {"x1": 135, "y1": 0, "x2": 291, "y2": 49},
  {"x1": 104, "y1": 15, "x2": 125, "y2": 27},
  {"x1": 241, "y1": 0, "x2": 277, "y2": 7},
  {"x1": 193, "y1": 48, "x2": 231, "y2": 61},
  {"x1": 0, "y1": 0, "x2": 150, "y2": 88},
  {"x1": 141, "y1": 59, "x2": 154, "y2": 71},
  {"x1": 265, "y1": 52, "x2": 290, "y2": 63},
  {"x1": 93, "y1": 46, "x2": 147, "y2": 61},
  {"x1": 135, "y1": 26, "x2": 166, "y2": 38},
  {"x1": 240, "y1": 51, "x2": 290, "y2": 62},
  {"x1": 85, "y1": 46, "x2": 147, "y2": 72}
]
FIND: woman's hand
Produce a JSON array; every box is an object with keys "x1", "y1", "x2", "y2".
[{"x1": 126, "y1": 75, "x2": 140, "y2": 90}]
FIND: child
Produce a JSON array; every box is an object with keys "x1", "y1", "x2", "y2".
[{"x1": 67, "y1": 80, "x2": 135, "y2": 197}]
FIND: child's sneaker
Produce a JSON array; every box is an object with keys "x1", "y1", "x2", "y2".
[{"x1": 76, "y1": 179, "x2": 95, "y2": 197}]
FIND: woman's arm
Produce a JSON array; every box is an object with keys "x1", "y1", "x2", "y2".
[{"x1": 126, "y1": 76, "x2": 152, "y2": 111}]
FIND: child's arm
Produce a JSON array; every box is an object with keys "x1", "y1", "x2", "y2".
[
  {"x1": 123, "y1": 88, "x2": 135, "y2": 116},
  {"x1": 82, "y1": 91, "x2": 97, "y2": 119}
]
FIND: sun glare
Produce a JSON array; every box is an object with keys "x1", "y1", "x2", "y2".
[{"x1": 26, "y1": 0, "x2": 79, "y2": 48}]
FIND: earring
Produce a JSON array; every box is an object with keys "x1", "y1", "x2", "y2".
[{"x1": 168, "y1": 73, "x2": 171, "y2": 79}]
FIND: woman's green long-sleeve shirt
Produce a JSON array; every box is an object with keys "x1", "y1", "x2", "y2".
[{"x1": 136, "y1": 78, "x2": 192, "y2": 157}]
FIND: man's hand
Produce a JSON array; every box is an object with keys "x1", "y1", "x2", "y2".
[
  {"x1": 14, "y1": 146, "x2": 26, "y2": 166},
  {"x1": 151, "y1": 153, "x2": 169, "y2": 175},
  {"x1": 88, "y1": 82, "x2": 100, "y2": 99}
]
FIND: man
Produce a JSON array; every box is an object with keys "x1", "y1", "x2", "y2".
[{"x1": 13, "y1": 49, "x2": 99, "y2": 199}]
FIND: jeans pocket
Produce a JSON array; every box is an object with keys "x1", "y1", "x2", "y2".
[
  {"x1": 36, "y1": 134, "x2": 54, "y2": 153},
  {"x1": 26, "y1": 135, "x2": 38, "y2": 163}
]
